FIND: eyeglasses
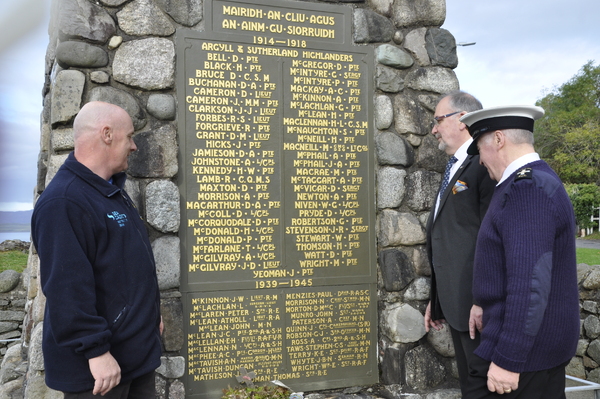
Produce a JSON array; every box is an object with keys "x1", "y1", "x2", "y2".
[{"x1": 433, "y1": 111, "x2": 461, "y2": 124}]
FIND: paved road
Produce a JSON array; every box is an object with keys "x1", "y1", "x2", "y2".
[{"x1": 576, "y1": 239, "x2": 600, "y2": 249}]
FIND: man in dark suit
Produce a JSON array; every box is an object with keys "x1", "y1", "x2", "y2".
[{"x1": 424, "y1": 91, "x2": 496, "y2": 395}]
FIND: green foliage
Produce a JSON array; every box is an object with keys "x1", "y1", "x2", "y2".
[
  {"x1": 552, "y1": 122, "x2": 600, "y2": 183},
  {"x1": 535, "y1": 61, "x2": 600, "y2": 184},
  {"x1": 222, "y1": 385, "x2": 291, "y2": 399},
  {"x1": 565, "y1": 184, "x2": 600, "y2": 229},
  {"x1": 0, "y1": 251, "x2": 27, "y2": 273}
]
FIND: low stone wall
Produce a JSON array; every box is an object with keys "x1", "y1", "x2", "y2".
[
  {"x1": 568, "y1": 263, "x2": 600, "y2": 382},
  {"x1": 0, "y1": 270, "x2": 26, "y2": 359},
  {"x1": 0, "y1": 268, "x2": 27, "y2": 398},
  {"x1": 0, "y1": 240, "x2": 30, "y2": 253},
  {"x1": 0, "y1": 240, "x2": 28, "y2": 364}
]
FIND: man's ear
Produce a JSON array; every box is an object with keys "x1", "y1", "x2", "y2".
[
  {"x1": 100, "y1": 126, "x2": 112, "y2": 144},
  {"x1": 494, "y1": 130, "x2": 505, "y2": 148},
  {"x1": 458, "y1": 111, "x2": 469, "y2": 131}
]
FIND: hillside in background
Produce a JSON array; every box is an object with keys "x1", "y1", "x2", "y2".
[{"x1": 0, "y1": 210, "x2": 33, "y2": 232}]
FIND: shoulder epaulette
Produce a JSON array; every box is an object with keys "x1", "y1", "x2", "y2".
[
  {"x1": 501, "y1": 167, "x2": 533, "y2": 207},
  {"x1": 515, "y1": 167, "x2": 533, "y2": 181}
]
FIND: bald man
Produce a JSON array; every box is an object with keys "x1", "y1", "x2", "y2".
[{"x1": 32, "y1": 102, "x2": 163, "y2": 398}]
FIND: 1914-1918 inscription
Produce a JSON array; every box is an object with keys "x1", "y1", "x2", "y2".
[{"x1": 177, "y1": 0, "x2": 376, "y2": 396}]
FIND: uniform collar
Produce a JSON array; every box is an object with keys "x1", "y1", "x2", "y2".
[{"x1": 497, "y1": 152, "x2": 540, "y2": 186}]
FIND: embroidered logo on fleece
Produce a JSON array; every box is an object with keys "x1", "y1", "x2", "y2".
[{"x1": 107, "y1": 211, "x2": 128, "y2": 227}]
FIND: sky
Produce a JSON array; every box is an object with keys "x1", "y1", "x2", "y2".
[
  {"x1": 0, "y1": 0, "x2": 599, "y2": 212},
  {"x1": 443, "y1": 0, "x2": 600, "y2": 108},
  {"x1": 0, "y1": 0, "x2": 48, "y2": 212}
]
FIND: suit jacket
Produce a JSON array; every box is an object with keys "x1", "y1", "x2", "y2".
[{"x1": 426, "y1": 154, "x2": 495, "y2": 332}]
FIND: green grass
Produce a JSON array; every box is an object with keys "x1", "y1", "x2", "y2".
[
  {"x1": 577, "y1": 247, "x2": 600, "y2": 266},
  {"x1": 0, "y1": 251, "x2": 28, "y2": 273},
  {"x1": 577, "y1": 231, "x2": 600, "y2": 265}
]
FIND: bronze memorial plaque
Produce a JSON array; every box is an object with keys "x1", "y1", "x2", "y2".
[{"x1": 177, "y1": 0, "x2": 376, "y2": 396}]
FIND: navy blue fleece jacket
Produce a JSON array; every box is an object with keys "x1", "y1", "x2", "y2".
[{"x1": 31, "y1": 153, "x2": 162, "y2": 393}]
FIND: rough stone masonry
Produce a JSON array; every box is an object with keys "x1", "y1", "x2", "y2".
[{"x1": 6, "y1": 0, "x2": 593, "y2": 398}]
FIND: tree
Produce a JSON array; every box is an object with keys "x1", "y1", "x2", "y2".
[
  {"x1": 551, "y1": 122, "x2": 600, "y2": 183},
  {"x1": 534, "y1": 61, "x2": 600, "y2": 184}
]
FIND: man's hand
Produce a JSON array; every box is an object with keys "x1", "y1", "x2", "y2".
[
  {"x1": 487, "y1": 362, "x2": 519, "y2": 394},
  {"x1": 89, "y1": 352, "x2": 121, "y2": 396},
  {"x1": 424, "y1": 301, "x2": 445, "y2": 332},
  {"x1": 469, "y1": 305, "x2": 483, "y2": 339}
]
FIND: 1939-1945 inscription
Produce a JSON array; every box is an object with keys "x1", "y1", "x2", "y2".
[{"x1": 176, "y1": 0, "x2": 376, "y2": 396}]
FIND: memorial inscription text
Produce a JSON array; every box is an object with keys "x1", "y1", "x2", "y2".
[{"x1": 177, "y1": 0, "x2": 376, "y2": 396}]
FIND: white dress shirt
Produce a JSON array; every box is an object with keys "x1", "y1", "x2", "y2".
[
  {"x1": 434, "y1": 138, "x2": 473, "y2": 218},
  {"x1": 497, "y1": 152, "x2": 541, "y2": 186}
]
